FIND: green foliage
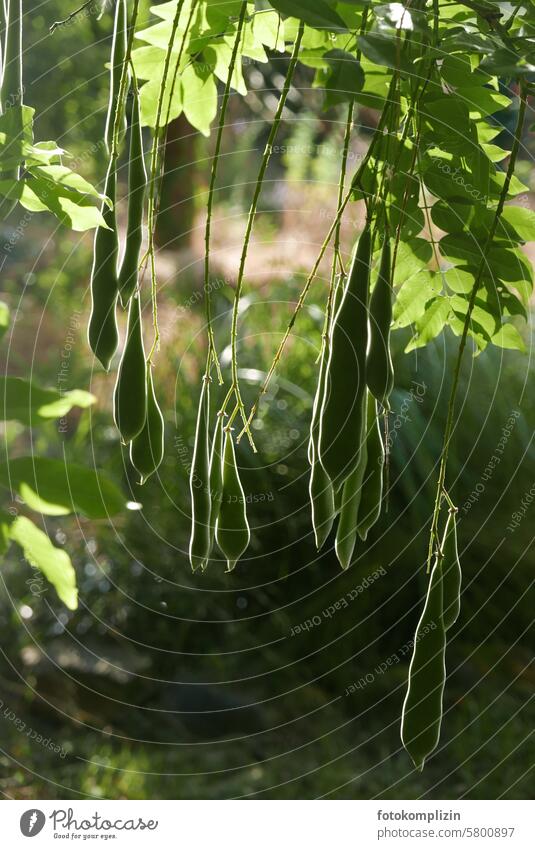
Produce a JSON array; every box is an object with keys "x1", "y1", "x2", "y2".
[
  {"x1": 0, "y1": 457, "x2": 125, "y2": 520},
  {"x1": 0, "y1": 305, "x2": 124, "y2": 609},
  {"x1": 9, "y1": 516, "x2": 78, "y2": 610},
  {"x1": 0, "y1": 377, "x2": 95, "y2": 427},
  {"x1": 0, "y1": 107, "x2": 107, "y2": 230}
]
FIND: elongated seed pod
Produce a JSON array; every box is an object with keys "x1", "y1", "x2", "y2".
[
  {"x1": 334, "y1": 393, "x2": 368, "y2": 569},
  {"x1": 129, "y1": 366, "x2": 164, "y2": 484},
  {"x1": 367, "y1": 231, "x2": 394, "y2": 409},
  {"x1": 104, "y1": 0, "x2": 128, "y2": 154},
  {"x1": 113, "y1": 294, "x2": 147, "y2": 443},
  {"x1": 319, "y1": 227, "x2": 371, "y2": 489},
  {"x1": 216, "y1": 429, "x2": 250, "y2": 572},
  {"x1": 88, "y1": 161, "x2": 119, "y2": 371},
  {"x1": 118, "y1": 87, "x2": 147, "y2": 306},
  {"x1": 357, "y1": 393, "x2": 385, "y2": 541},
  {"x1": 308, "y1": 278, "x2": 344, "y2": 548},
  {"x1": 0, "y1": 0, "x2": 23, "y2": 183},
  {"x1": 207, "y1": 413, "x2": 224, "y2": 560},
  {"x1": 441, "y1": 509, "x2": 462, "y2": 631},
  {"x1": 189, "y1": 379, "x2": 211, "y2": 572},
  {"x1": 401, "y1": 560, "x2": 446, "y2": 771},
  {"x1": 309, "y1": 348, "x2": 334, "y2": 550}
]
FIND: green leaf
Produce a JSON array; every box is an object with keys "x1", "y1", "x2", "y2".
[
  {"x1": 0, "y1": 301, "x2": 9, "y2": 342},
  {"x1": 268, "y1": 0, "x2": 347, "y2": 31},
  {"x1": 9, "y1": 516, "x2": 78, "y2": 610},
  {"x1": 440, "y1": 53, "x2": 489, "y2": 89},
  {"x1": 322, "y1": 49, "x2": 364, "y2": 107},
  {"x1": 393, "y1": 269, "x2": 441, "y2": 329},
  {"x1": 358, "y1": 32, "x2": 411, "y2": 72},
  {"x1": 0, "y1": 457, "x2": 125, "y2": 519},
  {"x1": 251, "y1": 9, "x2": 286, "y2": 51},
  {"x1": 181, "y1": 61, "x2": 218, "y2": 137},
  {"x1": 0, "y1": 175, "x2": 107, "y2": 231},
  {"x1": 392, "y1": 238, "x2": 433, "y2": 286},
  {"x1": 33, "y1": 165, "x2": 106, "y2": 202},
  {"x1": 479, "y1": 48, "x2": 535, "y2": 77},
  {"x1": 501, "y1": 205, "x2": 535, "y2": 241},
  {"x1": 0, "y1": 510, "x2": 11, "y2": 556},
  {"x1": 491, "y1": 323, "x2": 527, "y2": 352},
  {"x1": 456, "y1": 86, "x2": 510, "y2": 119},
  {"x1": 405, "y1": 297, "x2": 451, "y2": 351},
  {"x1": 0, "y1": 377, "x2": 95, "y2": 426}
]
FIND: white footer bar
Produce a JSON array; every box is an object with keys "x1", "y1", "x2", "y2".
[{"x1": 2, "y1": 800, "x2": 532, "y2": 847}]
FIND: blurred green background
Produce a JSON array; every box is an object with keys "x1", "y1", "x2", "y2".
[{"x1": 0, "y1": 1, "x2": 533, "y2": 800}]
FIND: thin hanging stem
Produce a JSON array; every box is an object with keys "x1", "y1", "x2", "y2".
[
  {"x1": 236, "y1": 74, "x2": 399, "y2": 443},
  {"x1": 426, "y1": 79, "x2": 528, "y2": 571},
  {"x1": 322, "y1": 99, "x2": 354, "y2": 357},
  {"x1": 229, "y1": 20, "x2": 305, "y2": 451},
  {"x1": 145, "y1": 0, "x2": 189, "y2": 362},
  {"x1": 111, "y1": 0, "x2": 139, "y2": 164},
  {"x1": 204, "y1": 1, "x2": 248, "y2": 383},
  {"x1": 50, "y1": 0, "x2": 94, "y2": 33}
]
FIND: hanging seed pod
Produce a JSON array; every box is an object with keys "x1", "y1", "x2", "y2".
[
  {"x1": 130, "y1": 366, "x2": 164, "y2": 484},
  {"x1": 104, "y1": 0, "x2": 128, "y2": 154},
  {"x1": 441, "y1": 508, "x2": 462, "y2": 631},
  {"x1": 216, "y1": 429, "x2": 250, "y2": 572},
  {"x1": 308, "y1": 277, "x2": 344, "y2": 549},
  {"x1": 357, "y1": 393, "x2": 385, "y2": 541},
  {"x1": 88, "y1": 161, "x2": 119, "y2": 371},
  {"x1": 113, "y1": 293, "x2": 147, "y2": 443},
  {"x1": 189, "y1": 378, "x2": 211, "y2": 572},
  {"x1": 401, "y1": 560, "x2": 446, "y2": 771},
  {"x1": 207, "y1": 413, "x2": 225, "y2": 559},
  {"x1": 118, "y1": 86, "x2": 147, "y2": 307},
  {"x1": 334, "y1": 393, "x2": 368, "y2": 570},
  {"x1": 318, "y1": 226, "x2": 371, "y2": 490},
  {"x1": 367, "y1": 230, "x2": 394, "y2": 409}
]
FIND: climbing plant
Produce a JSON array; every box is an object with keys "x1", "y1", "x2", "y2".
[{"x1": 3, "y1": 0, "x2": 534, "y2": 769}]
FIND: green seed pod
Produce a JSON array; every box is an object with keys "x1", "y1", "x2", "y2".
[
  {"x1": 319, "y1": 227, "x2": 371, "y2": 489},
  {"x1": 118, "y1": 87, "x2": 147, "y2": 307},
  {"x1": 88, "y1": 161, "x2": 119, "y2": 371},
  {"x1": 189, "y1": 379, "x2": 212, "y2": 572},
  {"x1": 207, "y1": 413, "x2": 225, "y2": 560},
  {"x1": 113, "y1": 293, "x2": 147, "y2": 443},
  {"x1": 129, "y1": 366, "x2": 164, "y2": 484},
  {"x1": 441, "y1": 509, "x2": 462, "y2": 631},
  {"x1": 308, "y1": 276, "x2": 344, "y2": 548},
  {"x1": 104, "y1": 0, "x2": 128, "y2": 154},
  {"x1": 367, "y1": 231, "x2": 394, "y2": 409},
  {"x1": 309, "y1": 454, "x2": 336, "y2": 552},
  {"x1": 334, "y1": 393, "x2": 368, "y2": 570},
  {"x1": 357, "y1": 393, "x2": 385, "y2": 541},
  {"x1": 401, "y1": 560, "x2": 446, "y2": 771},
  {"x1": 309, "y1": 345, "x2": 334, "y2": 550},
  {"x1": 216, "y1": 429, "x2": 250, "y2": 572}
]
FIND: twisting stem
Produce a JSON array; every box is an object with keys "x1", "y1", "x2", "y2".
[
  {"x1": 236, "y1": 74, "x2": 398, "y2": 443},
  {"x1": 323, "y1": 100, "x2": 354, "y2": 351},
  {"x1": 229, "y1": 20, "x2": 305, "y2": 451},
  {"x1": 204, "y1": 1, "x2": 248, "y2": 383},
  {"x1": 145, "y1": 0, "x2": 190, "y2": 362},
  {"x1": 426, "y1": 78, "x2": 528, "y2": 570},
  {"x1": 111, "y1": 0, "x2": 138, "y2": 164},
  {"x1": 50, "y1": 0, "x2": 95, "y2": 33}
]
